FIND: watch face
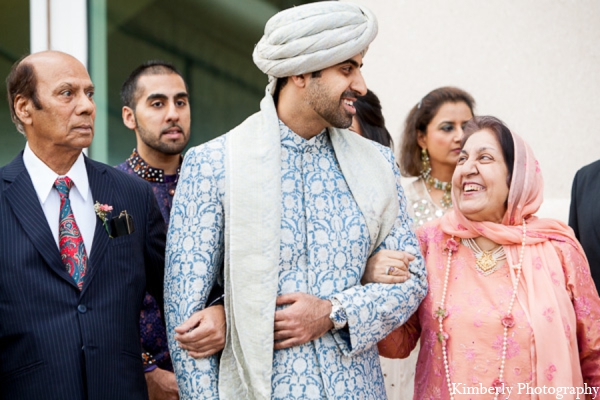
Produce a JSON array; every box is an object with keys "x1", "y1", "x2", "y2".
[
  {"x1": 332, "y1": 311, "x2": 342, "y2": 323},
  {"x1": 331, "y1": 305, "x2": 347, "y2": 330}
]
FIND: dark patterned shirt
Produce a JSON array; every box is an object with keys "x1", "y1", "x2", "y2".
[
  {"x1": 116, "y1": 149, "x2": 179, "y2": 226},
  {"x1": 116, "y1": 149, "x2": 179, "y2": 372}
]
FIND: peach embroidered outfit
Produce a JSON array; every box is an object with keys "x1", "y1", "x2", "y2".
[{"x1": 378, "y1": 132, "x2": 600, "y2": 399}]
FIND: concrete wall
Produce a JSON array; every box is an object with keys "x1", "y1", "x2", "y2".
[{"x1": 347, "y1": 0, "x2": 600, "y2": 223}]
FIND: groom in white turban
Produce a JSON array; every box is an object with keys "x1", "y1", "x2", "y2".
[{"x1": 165, "y1": 2, "x2": 427, "y2": 399}]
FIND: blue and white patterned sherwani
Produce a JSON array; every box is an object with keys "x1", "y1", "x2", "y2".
[{"x1": 165, "y1": 122, "x2": 427, "y2": 399}]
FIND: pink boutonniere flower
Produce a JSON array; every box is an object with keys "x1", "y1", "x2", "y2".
[
  {"x1": 445, "y1": 238, "x2": 459, "y2": 252},
  {"x1": 94, "y1": 201, "x2": 113, "y2": 237}
]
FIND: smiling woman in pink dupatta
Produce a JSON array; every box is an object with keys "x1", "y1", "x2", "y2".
[{"x1": 370, "y1": 116, "x2": 600, "y2": 399}]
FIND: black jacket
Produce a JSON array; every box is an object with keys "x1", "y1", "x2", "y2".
[
  {"x1": 569, "y1": 159, "x2": 600, "y2": 291},
  {"x1": 0, "y1": 153, "x2": 165, "y2": 400}
]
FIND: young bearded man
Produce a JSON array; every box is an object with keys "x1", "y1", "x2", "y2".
[
  {"x1": 165, "y1": 2, "x2": 427, "y2": 399},
  {"x1": 118, "y1": 61, "x2": 225, "y2": 400}
]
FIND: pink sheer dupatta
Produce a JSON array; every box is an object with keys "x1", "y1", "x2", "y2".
[{"x1": 440, "y1": 131, "x2": 586, "y2": 396}]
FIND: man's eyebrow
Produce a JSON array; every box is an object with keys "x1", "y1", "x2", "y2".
[
  {"x1": 337, "y1": 59, "x2": 362, "y2": 68},
  {"x1": 55, "y1": 82, "x2": 74, "y2": 91},
  {"x1": 147, "y1": 93, "x2": 189, "y2": 101},
  {"x1": 55, "y1": 82, "x2": 95, "y2": 93},
  {"x1": 146, "y1": 93, "x2": 168, "y2": 101}
]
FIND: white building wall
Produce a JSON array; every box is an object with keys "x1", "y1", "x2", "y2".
[{"x1": 347, "y1": 0, "x2": 600, "y2": 223}]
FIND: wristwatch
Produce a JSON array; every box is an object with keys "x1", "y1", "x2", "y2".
[{"x1": 329, "y1": 298, "x2": 348, "y2": 331}]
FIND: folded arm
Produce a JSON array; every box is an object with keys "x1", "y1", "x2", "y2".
[
  {"x1": 330, "y1": 160, "x2": 427, "y2": 356},
  {"x1": 164, "y1": 144, "x2": 226, "y2": 399}
]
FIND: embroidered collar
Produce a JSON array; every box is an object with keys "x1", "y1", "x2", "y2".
[
  {"x1": 278, "y1": 119, "x2": 328, "y2": 152},
  {"x1": 126, "y1": 148, "x2": 181, "y2": 183}
]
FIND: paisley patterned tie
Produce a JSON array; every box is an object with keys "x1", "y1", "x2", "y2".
[{"x1": 54, "y1": 177, "x2": 88, "y2": 290}]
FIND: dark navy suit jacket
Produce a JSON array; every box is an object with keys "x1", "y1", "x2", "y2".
[
  {"x1": 0, "y1": 152, "x2": 166, "y2": 400},
  {"x1": 569, "y1": 159, "x2": 600, "y2": 291}
]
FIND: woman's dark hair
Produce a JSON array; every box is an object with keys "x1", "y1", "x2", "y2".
[
  {"x1": 354, "y1": 89, "x2": 392, "y2": 147},
  {"x1": 461, "y1": 116, "x2": 515, "y2": 187},
  {"x1": 399, "y1": 86, "x2": 475, "y2": 177}
]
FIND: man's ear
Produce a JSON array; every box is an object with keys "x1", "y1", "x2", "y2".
[
  {"x1": 122, "y1": 106, "x2": 137, "y2": 130},
  {"x1": 14, "y1": 95, "x2": 32, "y2": 126},
  {"x1": 289, "y1": 74, "x2": 307, "y2": 88}
]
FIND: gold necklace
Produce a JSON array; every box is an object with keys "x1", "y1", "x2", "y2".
[{"x1": 462, "y1": 238, "x2": 506, "y2": 276}]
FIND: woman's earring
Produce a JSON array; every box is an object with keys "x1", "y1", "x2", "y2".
[{"x1": 420, "y1": 148, "x2": 431, "y2": 176}]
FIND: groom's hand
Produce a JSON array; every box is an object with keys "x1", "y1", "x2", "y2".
[{"x1": 273, "y1": 292, "x2": 333, "y2": 350}]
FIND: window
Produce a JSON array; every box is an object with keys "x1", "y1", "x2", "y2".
[
  {"x1": 0, "y1": 0, "x2": 29, "y2": 165},
  {"x1": 90, "y1": 0, "x2": 317, "y2": 165}
]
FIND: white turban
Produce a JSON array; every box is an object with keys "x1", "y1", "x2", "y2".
[{"x1": 253, "y1": 1, "x2": 378, "y2": 86}]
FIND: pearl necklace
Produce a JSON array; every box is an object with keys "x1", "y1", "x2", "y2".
[
  {"x1": 438, "y1": 220, "x2": 527, "y2": 399},
  {"x1": 462, "y1": 238, "x2": 507, "y2": 276}
]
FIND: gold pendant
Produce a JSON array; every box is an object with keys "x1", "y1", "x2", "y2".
[{"x1": 476, "y1": 251, "x2": 497, "y2": 272}]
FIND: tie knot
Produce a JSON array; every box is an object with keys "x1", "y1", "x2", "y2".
[{"x1": 54, "y1": 176, "x2": 74, "y2": 197}]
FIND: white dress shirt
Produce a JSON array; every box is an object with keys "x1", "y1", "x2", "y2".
[{"x1": 23, "y1": 143, "x2": 96, "y2": 256}]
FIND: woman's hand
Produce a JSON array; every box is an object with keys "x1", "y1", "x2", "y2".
[{"x1": 361, "y1": 249, "x2": 415, "y2": 285}]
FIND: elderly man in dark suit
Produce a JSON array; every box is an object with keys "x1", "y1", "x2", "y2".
[
  {"x1": 569, "y1": 159, "x2": 600, "y2": 291},
  {"x1": 0, "y1": 51, "x2": 166, "y2": 400}
]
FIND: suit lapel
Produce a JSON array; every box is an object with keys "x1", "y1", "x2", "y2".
[
  {"x1": 81, "y1": 157, "x2": 113, "y2": 295},
  {"x1": 3, "y1": 153, "x2": 78, "y2": 289}
]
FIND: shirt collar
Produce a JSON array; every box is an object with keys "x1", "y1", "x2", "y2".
[
  {"x1": 125, "y1": 148, "x2": 181, "y2": 183},
  {"x1": 23, "y1": 143, "x2": 89, "y2": 204},
  {"x1": 278, "y1": 119, "x2": 328, "y2": 152}
]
